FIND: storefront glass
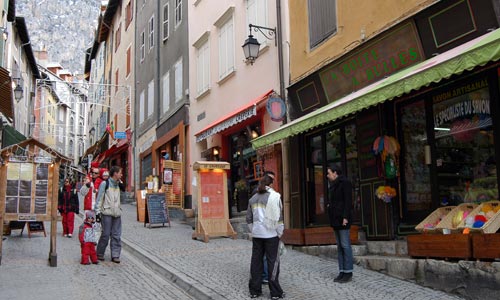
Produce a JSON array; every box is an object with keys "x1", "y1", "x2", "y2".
[
  {"x1": 305, "y1": 122, "x2": 359, "y2": 226},
  {"x1": 401, "y1": 100, "x2": 432, "y2": 212},
  {"x1": 432, "y1": 80, "x2": 497, "y2": 204}
]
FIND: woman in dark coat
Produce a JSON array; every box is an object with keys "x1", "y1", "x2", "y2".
[
  {"x1": 326, "y1": 165, "x2": 353, "y2": 283},
  {"x1": 58, "y1": 178, "x2": 79, "y2": 237}
]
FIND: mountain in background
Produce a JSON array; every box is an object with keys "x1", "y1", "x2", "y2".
[{"x1": 16, "y1": 0, "x2": 102, "y2": 75}]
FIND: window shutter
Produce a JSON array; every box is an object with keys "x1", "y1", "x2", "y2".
[{"x1": 308, "y1": 0, "x2": 337, "y2": 48}]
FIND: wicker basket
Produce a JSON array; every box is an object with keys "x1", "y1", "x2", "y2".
[
  {"x1": 435, "y1": 203, "x2": 478, "y2": 233},
  {"x1": 457, "y1": 200, "x2": 500, "y2": 234},
  {"x1": 415, "y1": 206, "x2": 456, "y2": 233}
]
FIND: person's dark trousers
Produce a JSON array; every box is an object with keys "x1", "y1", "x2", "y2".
[
  {"x1": 249, "y1": 236, "x2": 283, "y2": 297},
  {"x1": 97, "y1": 215, "x2": 122, "y2": 259}
]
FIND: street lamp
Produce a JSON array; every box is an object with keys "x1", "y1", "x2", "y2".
[
  {"x1": 14, "y1": 84, "x2": 23, "y2": 101},
  {"x1": 242, "y1": 24, "x2": 276, "y2": 65}
]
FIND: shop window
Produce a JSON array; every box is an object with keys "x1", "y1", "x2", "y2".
[
  {"x1": 400, "y1": 100, "x2": 432, "y2": 214},
  {"x1": 433, "y1": 79, "x2": 497, "y2": 204}
]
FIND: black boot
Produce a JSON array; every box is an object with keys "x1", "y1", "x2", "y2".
[
  {"x1": 339, "y1": 272, "x2": 352, "y2": 283},
  {"x1": 333, "y1": 272, "x2": 344, "y2": 282}
]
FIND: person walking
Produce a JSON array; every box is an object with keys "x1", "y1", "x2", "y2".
[
  {"x1": 326, "y1": 164, "x2": 354, "y2": 283},
  {"x1": 247, "y1": 174, "x2": 285, "y2": 299},
  {"x1": 80, "y1": 162, "x2": 100, "y2": 211},
  {"x1": 58, "y1": 178, "x2": 79, "y2": 238},
  {"x1": 94, "y1": 166, "x2": 123, "y2": 263}
]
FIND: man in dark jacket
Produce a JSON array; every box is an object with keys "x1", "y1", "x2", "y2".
[{"x1": 326, "y1": 165, "x2": 353, "y2": 283}]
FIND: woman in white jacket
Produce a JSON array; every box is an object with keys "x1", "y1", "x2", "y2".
[{"x1": 246, "y1": 175, "x2": 285, "y2": 299}]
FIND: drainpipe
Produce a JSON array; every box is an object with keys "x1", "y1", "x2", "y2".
[{"x1": 276, "y1": 0, "x2": 291, "y2": 229}]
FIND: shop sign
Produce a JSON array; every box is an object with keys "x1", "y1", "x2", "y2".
[
  {"x1": 114, "y1": 131, "x2": 126, "y2": 139},
  {"x1": 196, "y1": 105, "x2": 257, "y2": 142},
  {"x1": 319, "y1": 22, "x2": 424, "y2": 103},
  {"x1": 266, "y1": 97, "x2": 286, "y2": 122}
]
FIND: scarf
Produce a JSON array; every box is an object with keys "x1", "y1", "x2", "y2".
[{"x1": 264, "y1": 186, "x2": 281, "y2": 230}]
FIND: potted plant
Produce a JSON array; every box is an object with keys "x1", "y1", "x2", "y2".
[
  {"x1": 235, "y1": 179, "x2": 248, "y2": 192},
  {"x1": 235, "y1": 179, "x2": 249, "y2": 212}
]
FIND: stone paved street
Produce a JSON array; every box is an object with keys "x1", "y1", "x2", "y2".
[
  {"x1": 0, "y1": 217, "x2": 195, "y2": 300},
  {"x1": 0, "y1": 204, "x2": 466, "y2": 300}
]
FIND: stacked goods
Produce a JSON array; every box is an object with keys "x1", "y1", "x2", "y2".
[
  {"x1": 435, "y1": 203, "x2": 478, "y2": 233},
  {"x1": 458, "y1": 200, "x2": 500, "y2": 234},
  {"x1": 415, "y1": 206, "x2": 456, "y2": 233}
]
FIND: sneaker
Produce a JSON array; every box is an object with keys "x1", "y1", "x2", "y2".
[
  {"x1": 334, "y1": 272, "x2": 344, "y2": 282},
  {"x1": 111, "y1": 257, "x2": 121, "y2": 264},
  {"x1": 338, "y1": 272, "x2": 352, "y2": 283}
]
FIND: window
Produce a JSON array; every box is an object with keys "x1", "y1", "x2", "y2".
[
  {"x1": 149, "y1": 16, "x2": 155, "y2": 50},
  {"x1": 126, "y1": 46, "x2": 131, "y2": 76},
  {"x1": 126, "y1": 0, "x2": 133, "y2": 29},
  {"x1": 196, "y1": 41, "x2": 210, "y2": 96},
  {"x1": 162, "y1": 71, "x2": 170, "y2": 113},
  {"x1": 308, "y1": 0, "x2": 337, "y2": 48},
  {"x1": 148, "y1": 80, "x2": 154, "y2": 117},
  {"x1": 175, "y1": 0, "x2": 182, "y2": 27},
  {"x1": 115, "y1": 22, "x2": 121, "y2": 52},
  {"x1": 140, "y1": 31, "x2": 145, "y2": 61},
  {"x1": 139, "y1": 90, "x2": 145, "y2": 124},
  {"x1": 163, "y1": 3, "x2": 169, "y2": 41},
  {"x1": 432, "y1": 81, "x2": 497, "y2": 204},
  {"x1": 174, "y1": 58, "x2": 183, "y2": 102},
  {"x1": 246, "y1": 0, "x2": 268, "y2": 45},
  {"x1": 218, "y1": 18, "x2": 234, "y2": 80},
  {"x1": 305, "y1": 121, "x2": 358, "y2": 226}
]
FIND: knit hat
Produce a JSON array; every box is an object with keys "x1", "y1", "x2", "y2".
[
  {"x1": 99, "y1": 168, "x2": 110, "y2": 178},
  {"x1": 85, "y1": 211, "x2": 95, "y2": 220}
]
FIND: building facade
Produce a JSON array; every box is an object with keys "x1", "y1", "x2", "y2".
[{"x1": 253, "y1": 0, "x2": 500, "y2": 244}]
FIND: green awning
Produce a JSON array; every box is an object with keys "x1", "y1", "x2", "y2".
[
  {"x1": 1, "y1": 125, "x2": 26, "y2": 148},
  {"x1": 252, "y1": 28, "x2": 500, "y2": 149}
]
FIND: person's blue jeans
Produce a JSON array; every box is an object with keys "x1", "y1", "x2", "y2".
[
  {"x1": 334, "y1": 228, "x2": 353, "y2": 273},
  {"x1": 262, "y1": 255, "x2": 268, "y2": 282}
]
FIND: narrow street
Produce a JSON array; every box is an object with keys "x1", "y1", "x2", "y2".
[{"x1": 0, "y1": 216, "x2": 196, "y2": 300}]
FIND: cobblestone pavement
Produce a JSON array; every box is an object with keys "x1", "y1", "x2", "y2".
[
  {"x1": 118, "y1": 204, "x2": 465, "y2": 300},
  {"x1": 0, "y1": 217, "x2": 195, "y2": 300},
  {"x1": 0, "y1": 205, "x2": 466, "y2": 300}
]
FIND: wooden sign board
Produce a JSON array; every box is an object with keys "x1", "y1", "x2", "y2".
[
  {"x1": 192, "y1": 161, "x2": 236, "y2": 242},
  {"x1": 144, "y1": 193, "x2": 170, "y2": 228},
  {"x1": 27, "y1": 221, "x2": 46, "y2": 238},
  {"x1": 136, "y1": 190, "x2": 146, "y2": 222}
]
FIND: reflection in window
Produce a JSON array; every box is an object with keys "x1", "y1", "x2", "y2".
[{"x1": 433, "y1": 82, "x2": 497, "y2": 204}]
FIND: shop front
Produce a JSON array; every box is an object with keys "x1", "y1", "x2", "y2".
[
  {"x1": 252, "y1": 19, "x2": 500, "y2": 243},
  {"x1": 194, "y1": 90, "x2": 282, "y2": 215}
]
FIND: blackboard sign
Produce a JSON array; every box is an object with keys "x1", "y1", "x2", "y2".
[
  {"x1": 27, "y1": 221, "x2": 46, "y2": 238},
  {"x1": 144, "y1": 193, "x2": 170, "y2": 228}
]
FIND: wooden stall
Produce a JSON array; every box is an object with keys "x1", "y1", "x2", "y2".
[
  {"x1": 192, "y1": 161, "x2": 236, "y2": 242},
  {"x1": 0, "y1": 138, "x2": 71, "y2": 266}
]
